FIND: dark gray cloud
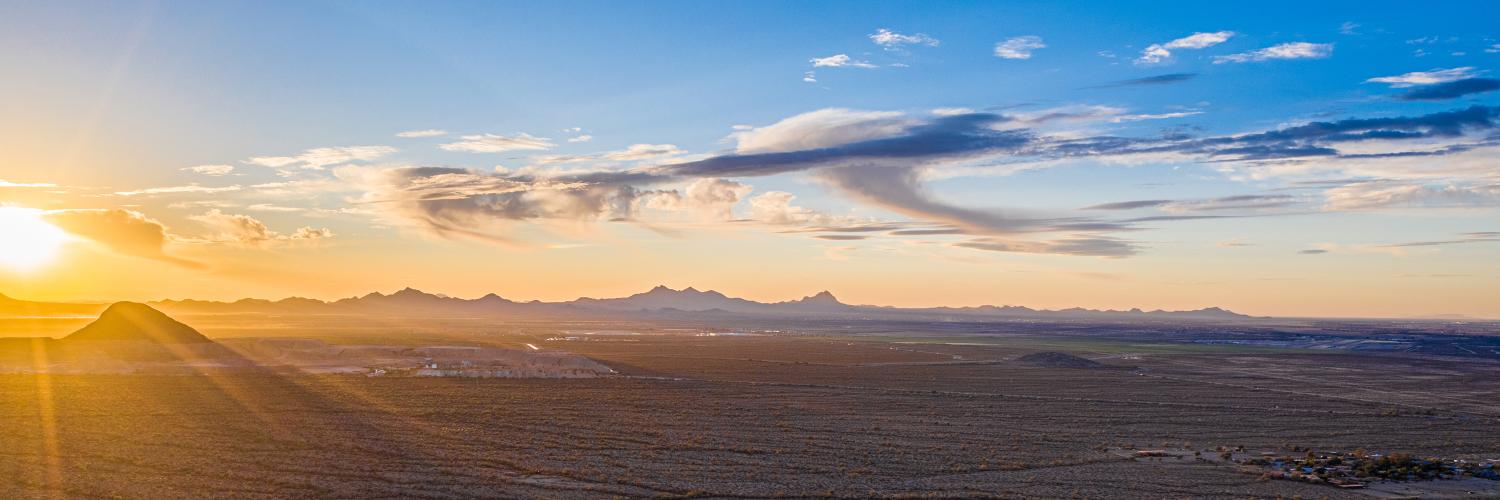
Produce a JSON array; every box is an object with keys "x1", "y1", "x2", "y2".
[
  {"x1": 1084, "y1": 194, "x2": 1298, "y2": 212},
  {"x1": 955, "y1": 237, "x2": 1138, "y2": 258},
  {"x1": 812, "y1": 234, "x2": 868, "y2": 241},
  {"x1": 1085, "y1": 73, "x2": 1197, "y2": 89},
  {"x1": 665, "y1": 113, "x2": 1031, "y2": 178},
  {"x1": 1398, "y1": 78, "x2": 1500, "y2": 101},
  {"x1": 1044, "y1": 105, "x2": 1500, "y2": 161},
  {"x1": 1298, "y1": 249, "x2": 1329, "y2": 255}
]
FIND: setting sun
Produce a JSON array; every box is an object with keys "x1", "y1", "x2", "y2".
[{"x1": 0, "y1": 207, "x2": 68, "y2": 270}]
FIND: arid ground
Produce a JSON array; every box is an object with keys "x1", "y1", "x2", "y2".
[{"x1": 3, "y1": 316, "x2": 1498, "y2": 498}]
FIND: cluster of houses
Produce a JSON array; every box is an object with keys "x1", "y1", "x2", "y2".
[{"x1": 1240, "y1": 450, "x2": 1499, "y2": 489}]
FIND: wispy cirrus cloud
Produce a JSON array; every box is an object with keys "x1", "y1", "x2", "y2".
[
  {"x1": 1378, "y1": 232, "x2": 1500, "y2": 249},
  {"x1": 181, "y1": 164, "x2": 236, "y2": 176},
  {"x1": 395, "y1": 129, "x2": 447, "y2": 138},
  {"x1": 1136, "y1": 31, "x2": 1234, "y2": 64},
  {"x1": 810, "y1": 54, "x2": 877, "y2": 69},
  {"x1": 994, "y1": 36, "x2": 1045, "y2": 59},
  {"x1": 1083, "y1": 194, "x2": 1298, "y2": 213},
  {"x1": 869, "y1": 28, "x2": 939, "y2": 49},
  {"x1": 1366, "y1": 67, "x2": 1482, "y2": 87},
  {"x1": 247, "y1": 145, "x2": 397, "y2": 170},
  {"x1": 0, "y1": 179, "x2": 57, "y2": 188},
  {"x1": 114, "y1": 184, "x2": 243, "y2": 197},
  {"x1": 1214, "y1": 42, "x2": 1332, "y2": 63},
  {"x1": 1322, "y1": 181, "x2": 1500, "y2": 210},
  {"x1": 440, "y1": 133, "x2": 554, "y2": 153}
]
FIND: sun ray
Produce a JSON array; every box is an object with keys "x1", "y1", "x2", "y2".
[{"x1": 28, "y1": 339, "x2": 62, "y2": 499}]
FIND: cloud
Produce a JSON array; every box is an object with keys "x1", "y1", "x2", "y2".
[
  {"x1": 1214, "y1": 42, "x2": 1332, "y2": 63},
  {"x1": 1070, "y1": 105, "x2": 1500, "y2": 162},
  {"x1": 1086, "y1": 73, "x2": 1197, "y2": 88},
  {"x1": 396, "y1": 129, "x2": 447, "y2": 138},
  {"x1": 1137, "y1": 31, "x2": 1234, "y2": 64},
  {"x1": 40, "y1": 209, "x2": 202, "y2": 268},
  {"x1": 748, "y1": 191, "x2": 840, "y2": 226},
  {"x1": 247, "y1": 145, "x2": 396, "y2": 170},
  {"x1": 636, "y1": 178, "x2": 753, "y2": 220},
  {"x1": 1298, "y1": 249, "x2": 1329, "y2": 254},
  {"x1": 181, "y1": 164, "x2": 235, "y2": 176},
  {"x1": 603, "y1": 144, "x2": 684, "y2": 161},
  {"x1": 532, "y1": 143, "x2": 685, "y2": 165},
  {"x1": 955, "y1": 237, "x2": 1137, "y2": 258},
  {"x1": 567, "y1": 134, "x2": 593, "y2": 143},
  {"x1": 1397, "y1": 79, "x2": 1500, "y2": 101},
  {"x1": 246, "y1": 204, "x2": 304, "y2": 212},
  {"x1": 994, "y1": 36, "x2": 1045, "y2": 59},
  {"x1": 1488, "y1": 44, "x2": 1500, "y2": 54},
  {"x1": 1322, "y1": 181, "x2": 1500, "y2": 210},
  {"x1": 681, "y1": 178, "x2": 751, "y2": 220},
  {"x1": 810, "y1": 54, "x2": 877, "y2": 69},
  {"x1": 439, "y1": 133, "x2": 555, "y2": 153},
  {"x1": 730, "y1": 108, "x2": 915, "y2": 154},
  {"x1": 343, "y1": 166, "x2": 647, "y2": 242},
  {"x1": 869, "y1": 28, "x2": 939, "y2": 49},
  {"x1": 668, "y1": 111, "x2": 1031, "y2": 179},
  {"x1": 1339, "y1": 21, "x2": 1361, "y2": 36},
  {"x1": 1084, "y1": 194, "x2": 1297, "y2": 213},
  {"x1": 1366, "y1": 67, "x2": 1481, "y2": 88},
  {"x1": 0, "y1": 179, "x2": 56, "y2": 188},
  {"x1": 343, "y1": 104, "x2": 1500, "y2": 257},
  {"x1": 802, "y1": 71, "x2": 817, "y2": 83},
  {"x1": 1378, "y1": 232, "x2": 1500, "y2": 249},
  {"x1": 114, "y1": 184, "x2": 242, "y2": 196},
  {"x1": 189, "y1": 209, "x2": 334, "y2": 246}
]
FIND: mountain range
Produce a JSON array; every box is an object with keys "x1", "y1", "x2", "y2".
[{"x1": 126, "y1": 285, "x2": 1252, "y2": 322}]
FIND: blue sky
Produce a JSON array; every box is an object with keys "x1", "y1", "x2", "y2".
[{"x1": 1, "y1": 1, "x2": 1498, "y2": 316}]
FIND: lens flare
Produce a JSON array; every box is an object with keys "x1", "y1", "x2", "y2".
[{"x1": 0, "y1": 207, "x2": 69, "y2": 270}]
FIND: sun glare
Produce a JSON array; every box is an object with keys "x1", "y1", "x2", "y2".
[{"x1": 0, "y1": 207, "x2": 69, "y2": 271}]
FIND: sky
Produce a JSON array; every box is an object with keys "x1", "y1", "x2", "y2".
[{"x1": 1, "y1": 0, "x2": 1498, "y2": 318}]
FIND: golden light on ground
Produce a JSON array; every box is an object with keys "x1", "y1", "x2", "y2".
[{"x1": 0, "y1": 207, "x2": 69, "y2": 271}]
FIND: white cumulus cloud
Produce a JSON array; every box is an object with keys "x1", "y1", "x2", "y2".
[{"x1": 994, "y1": 36, "x2": 1045, "y2": 59}]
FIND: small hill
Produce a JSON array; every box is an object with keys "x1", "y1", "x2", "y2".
[
  {"x1": 1016, "y1": 351, "x2": 1109, "y2": 369},
  {"x1": 64, "y1": 302, "x2": 213, "y2": 344}
]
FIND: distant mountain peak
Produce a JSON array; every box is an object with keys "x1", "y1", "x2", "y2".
[
  {"x1": 477, "y1": 292, "x2": 511, "y2": 302},
  {"x1": 803, "y1": 290, "x2": 839, "y2": 303}
]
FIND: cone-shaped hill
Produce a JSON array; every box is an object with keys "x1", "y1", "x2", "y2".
[
  {"x1": 1016, "y1": 351, "x2": 1110, "y2": 370},
  {"x1": 65, "y1": 302, "x2": 212, "y2": 344}
]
